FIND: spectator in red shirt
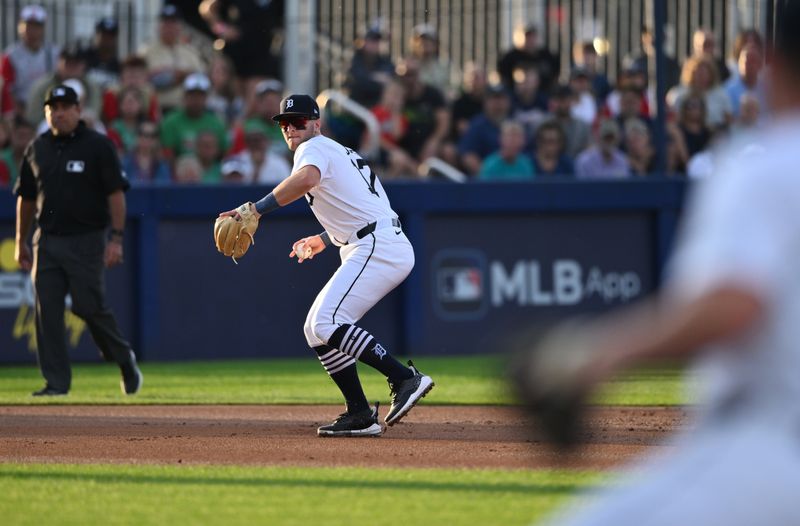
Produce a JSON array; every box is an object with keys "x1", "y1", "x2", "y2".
[
  {"x1": 101, "y1": 56, "x2": 160, "y2": 124},
  {"x1": 370, "y1": 78, "x2": 416, "y2": 177},
  {"x1": 1, "y1": 75, "x2": 13, "y2": 117},
  {"x1": 228, "y1": 79, "x2": 285, "y2": 158},
  {"x1": 106, "y1": 87, "x2": 148, "y2": 154},
  {"x1": 1, "y1": 5, "x2": 60, "y2": 118}
]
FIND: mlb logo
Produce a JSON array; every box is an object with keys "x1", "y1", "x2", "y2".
[
  {"x1": 438, "y1": 268, "x2": 482, "y2": 302},
  {"x1": 432, "y1": 249, "x2": 488, "y2": 320},
  {"x1": 66, "y1": 161, "x2": 85, "y2": 173}
]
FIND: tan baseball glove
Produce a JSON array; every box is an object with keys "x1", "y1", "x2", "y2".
[{"x1": 214, "y1": 202, "x2": 259, "y2": 263}]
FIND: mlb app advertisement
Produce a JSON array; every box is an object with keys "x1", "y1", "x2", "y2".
[{"x1": 423, "y1": 213, "x2": 654, "y2": 354}]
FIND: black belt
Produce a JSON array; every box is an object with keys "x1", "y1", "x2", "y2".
[{"x1": 355, "y1": 218, "x2": 401, "y2": 240}]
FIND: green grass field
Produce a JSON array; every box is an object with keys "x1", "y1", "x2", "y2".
[
  {"x1": 0, "y1": 356, "x2": 687, "y2": 525},
  {"x1": 0, "y1": 464, "x2": 608, "y2": 526},
  {"x1": 0, "y1": 355, "x2": 689, "y2": 406}
]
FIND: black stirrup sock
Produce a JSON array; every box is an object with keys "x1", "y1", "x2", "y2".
[
  {"x1": 313, "y1": 345, "x2": 369, "y2": 413},
  {"x1": 328, "y1": 325, "x2": 414, "y2": 383}
]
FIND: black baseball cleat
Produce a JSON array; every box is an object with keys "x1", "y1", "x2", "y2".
[
  {"x1": 317, "y1": 403, "x2": 383, "y2": 437},
  {"x1": 120, "y1": 350, "x2": 143, "y2": 395},
  {"x1": 384, "y1": 361, "x2": 434, "y2": 426},
  {"x1": 32, "y1": 385, "x2": 68, "y2": 396}
]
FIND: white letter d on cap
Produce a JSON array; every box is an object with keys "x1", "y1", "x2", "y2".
[{"x1": 286, "y1": 99, "x2": 294, "y2": 109}]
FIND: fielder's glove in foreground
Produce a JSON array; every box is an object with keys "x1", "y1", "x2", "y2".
[
  {"x1": 511, "y1": 320, "x2": 597, "y2": 449},
  {"x1": 214, "y1": 202, "x2": 259, "y2": 263}
]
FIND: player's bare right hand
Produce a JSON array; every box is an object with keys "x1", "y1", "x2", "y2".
[{"x1": 290, "y1": 235, "x2": 326, "y2": 264}]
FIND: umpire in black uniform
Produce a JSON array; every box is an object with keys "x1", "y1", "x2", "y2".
[{"x1": 13, "y1": 84, "x2": 143, "y2": 396}]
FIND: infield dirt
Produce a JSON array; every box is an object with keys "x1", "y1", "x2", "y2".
[{"x1": 0, "y1": 405, "x2": 689, "y2": 470}]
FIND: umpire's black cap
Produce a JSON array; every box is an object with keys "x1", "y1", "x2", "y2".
[
  {"x1": 272, "y1": 94, "x2": 320, "y2": 121},
  {"x1": 43, "y1": 85, "x2": 79, "y2": 107}
]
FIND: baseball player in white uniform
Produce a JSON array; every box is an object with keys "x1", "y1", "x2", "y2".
[
  {"x1": 518, "y1": 3, "x2": 800, "y2": 523},
  {"x1": 219, "y1": 94, "x2": 433, "y2": 437}
]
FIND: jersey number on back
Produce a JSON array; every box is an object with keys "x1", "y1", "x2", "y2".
[{"x1": 344, "y1": 147, "x2": 379, "y2": 197}]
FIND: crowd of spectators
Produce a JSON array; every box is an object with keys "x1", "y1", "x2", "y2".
[
  {"x1": 0, "y1": 3, "x2": 288, "y2": 188},
  {"x1": 334, "y1": 22, "x2": 767, "y2": 181},
  {"x1": 0, "y1": 4, "x2": 770, "y2": 187}
]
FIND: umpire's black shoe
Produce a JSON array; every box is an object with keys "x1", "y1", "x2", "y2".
[
  {"x1": 317, "y1": 403, "x2": 383, "y2": 437},
  {"x1": 385, "y1": 361, "x2": 434, "y2": 426},
  {"x1": 120, "y1": 350, "x2": 143, "y2": 395},
  {"x1": 32, "y1": 385, "x2": 68, "y2": 396}
]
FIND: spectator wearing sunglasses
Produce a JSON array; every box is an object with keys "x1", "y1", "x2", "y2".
[{"x1": 122, "y1": 122, "x2": 171, "y2": 184}]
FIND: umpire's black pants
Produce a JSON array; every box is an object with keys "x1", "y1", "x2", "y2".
[{"x1": 32, "y1": 229, "x2": 133, "y2": 391}]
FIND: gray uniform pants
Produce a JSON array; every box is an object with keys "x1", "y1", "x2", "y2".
[{"x1": 32, "y1": 230, "x2": 132, "y2": 391}]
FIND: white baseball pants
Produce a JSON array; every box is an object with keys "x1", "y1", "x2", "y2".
[{"x1": 303, "y1": 226, "x2": 414, "y2": 348}]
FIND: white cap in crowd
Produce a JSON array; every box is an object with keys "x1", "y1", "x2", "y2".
[
  {"x1": 20, "y1": 5, "x2": 47, "y2": 23},
  {"x1": 221, "y1": 157, "x2": 248, "y2": 177},
  {"x1": 183, "y1": 73, "x2": 211, "y2": 92},
  {"x1": 255, "y1": 79, "x2": 284, "y2": 96},
  {"x1": 62, "y1": 78, "x2": 86, "y2": 101}
]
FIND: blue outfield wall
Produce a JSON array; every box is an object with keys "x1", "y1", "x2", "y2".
[{"x1": 0, "y1": 179, "x2": 687, "y2": 364}]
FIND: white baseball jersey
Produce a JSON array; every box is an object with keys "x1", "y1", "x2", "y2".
[
  {"x1": 668, "y1": 121, "x2": 800, "y2": 419},
  {"x1": 292, "y1": 135, "x2": 398, "y2": 245},
  {"x1": 549, "y1": 117, "x2": 800, "y2": 526},
  {"x1": 292, "y1": 134, "x2": 414, "y2": 349}
]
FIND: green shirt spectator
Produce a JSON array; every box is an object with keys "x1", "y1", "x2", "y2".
[
  {"x1": 202, "y1": 162, "x2": 222, "y2": 184},
  {"x1": 228, "y1": 81, "x2": 288, "y2": 157},
  {"x1": 160, "y1": 73, "x2": 228, "y2": 158},
  {"x1": 243, "y1": 117, "x2": 283, "y2": 146},
  {"x1": 1, "y1": 117, "x2": 36, "y2": 186},
  {"x1": 160, "y1": 108, "x2": 228, "y2": 158},
  {"x1": 109, "y1": 119, "x2": 138, "y2": 152},
  {"x1": 194, "y1": 130, "x2": 223, "y2": 184}
]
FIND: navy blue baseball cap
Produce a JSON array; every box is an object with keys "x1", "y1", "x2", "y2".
[
  {"x1": 272, "y1": 94, "x2": 320, "y2": 121},
  {"x1": 486, "y1": 83, "x2": 511, "y2": 98},
  {"x1": 96, "y1": 17, "x2": 119, "y2": 34},
  {"x1": 159, "y1": 4, "x2": 181, "y2": 19}
]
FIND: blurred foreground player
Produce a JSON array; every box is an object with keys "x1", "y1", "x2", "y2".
[{"x1": 515, "y1": 2, "x2": 800, "y2": 524}]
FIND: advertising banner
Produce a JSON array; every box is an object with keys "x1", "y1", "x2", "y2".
[
  {"x1": 0, "y1": 207, "x2": 665, "y2": 361},
  {"x1": 420, "y1": 213, "x2": 655, "y2": 354},
  {"x1": 0, "y1": 223, "x2": 135, "y2": 365},
  {"x1": 152, "y1": 218, "x2": 402, "y2": 360}
]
